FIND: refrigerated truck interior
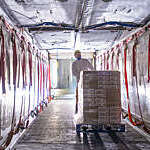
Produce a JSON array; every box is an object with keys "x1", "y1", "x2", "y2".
[{"x1": 0, "y1": 0, "x2": 150, "y2": 149}]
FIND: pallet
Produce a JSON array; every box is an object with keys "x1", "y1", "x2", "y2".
[{"x1": 76, "y1": 123, "x2": 125, "y2": 136}]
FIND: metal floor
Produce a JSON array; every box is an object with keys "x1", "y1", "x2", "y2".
[{"x1": 13, "y1": 90, "x2": 150, "y2": 150}]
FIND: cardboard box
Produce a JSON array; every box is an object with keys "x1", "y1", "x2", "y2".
[{"x1": 77, "y1": 71, "x2": 121, "y2": 125}]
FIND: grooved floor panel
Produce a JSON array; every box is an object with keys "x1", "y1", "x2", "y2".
[{"x1": 13, "y1": 93, "x2": 150, "y2": 150}]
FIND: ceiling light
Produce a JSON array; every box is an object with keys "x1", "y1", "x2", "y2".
[{"x1": 56, "y1": 0, "x2": 68, "y2": 2}]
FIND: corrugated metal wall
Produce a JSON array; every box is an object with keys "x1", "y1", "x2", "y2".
[
  {"x1": 96, "y1": 26, "x2": 150, "y2": 125},
  {"x1": 0, "y1": 17, "x2": 50, "y2": 144}
]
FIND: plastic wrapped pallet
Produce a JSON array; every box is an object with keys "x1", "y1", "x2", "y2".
[{"x1": 74, "y1": 71, "x2": 121, "y2": 125}]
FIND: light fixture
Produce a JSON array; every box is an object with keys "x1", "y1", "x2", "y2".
[{"x1": 56, "y1": 0, "x2": 68, "y2": 2}]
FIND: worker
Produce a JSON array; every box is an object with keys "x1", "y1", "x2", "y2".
[{"x1": 72, "y1": 50, "x2": 94, "y2": 113}]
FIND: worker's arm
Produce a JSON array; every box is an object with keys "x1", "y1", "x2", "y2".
[
  {"x1": 86, "y1": 60, "x2": 94, "y2": 70},
  {"x1": 72, "y1": 62, "x2": 78, "y2": 77}
]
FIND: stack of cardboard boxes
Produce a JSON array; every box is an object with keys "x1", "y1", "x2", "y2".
[{"x1": 78, "y1": 71, "x2": 121, "y2": 125}]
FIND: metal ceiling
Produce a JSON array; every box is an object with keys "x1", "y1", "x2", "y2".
[{"x1": 0, "y1": 0, "x2": 150, "y2": 53}]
